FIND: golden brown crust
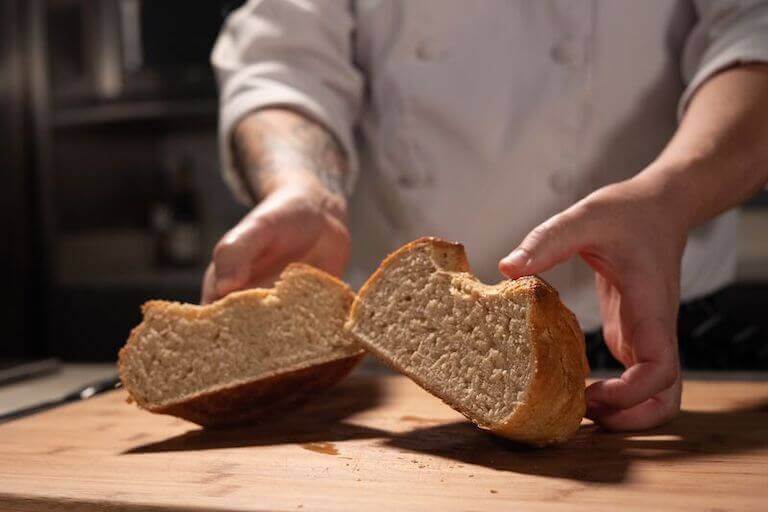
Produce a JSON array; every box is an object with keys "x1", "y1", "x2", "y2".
[
  {"x1": 347, "y1": 238, "x2": 490, "y2": 428},
  {"x1": 132, "y1": 262, "x2": 355, "y2": 321},
  {"x1": 490, "y1": 277, "x2": 588, "y2": 445},
  {"x1": 118, "y1": 263, "x2": 363, "y2": 426},
  {"x1": 149, "y1": 353, "x2": 364, "y2": 427},
  {"x1": 347, "y1": 237, "x2": 470, "y2": 327},
  {"x1": 347, "y1": 237, "x2": 587, "y2": 446}
]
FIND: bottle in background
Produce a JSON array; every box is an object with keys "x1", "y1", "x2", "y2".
[{"x1": 149, "y1": 157, "x2": 202, "y2": 269}]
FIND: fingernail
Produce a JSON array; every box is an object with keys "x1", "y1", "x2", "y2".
[{"x1": 501, "y1": 248, "x2": 531, "y2": 269}]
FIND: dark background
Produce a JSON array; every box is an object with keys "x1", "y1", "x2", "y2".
[
  {"x1": 2, "y1": 0, "x2": 246, "y2": 361},
  {"x1": 2, "y1": 0, "x2": 767, "y2": 368}
]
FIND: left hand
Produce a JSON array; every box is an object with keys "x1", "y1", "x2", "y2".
[
  {"x1": 201, "y1": 181, "x2": 350, "y2": 304},
  {"x1": 499, "y1": 173, "x2": 684, "y2": 431}
]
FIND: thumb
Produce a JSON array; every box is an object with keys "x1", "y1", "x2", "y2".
[{"x1": 499, "y1": 206, "x2": 595, "y2": 278}]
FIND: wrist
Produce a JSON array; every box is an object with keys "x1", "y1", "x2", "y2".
[
  {"x1": 266, "y1": 175, "x2": 348, "y2": 223},
  {"x1": 631, "y1": 159, "x2": 710, "y2": 232}
]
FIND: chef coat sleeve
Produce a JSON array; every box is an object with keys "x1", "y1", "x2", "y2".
[
  {"x1": 212, "y1": 0, "x2": 363, "y2": 204},
  {"x1": 679, "y1": 0, "x2": 768, "y2": 119}
]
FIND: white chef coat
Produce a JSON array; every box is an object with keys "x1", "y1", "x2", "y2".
[{"x1": 212, "y1": 0, "x2": 768, "y2": 332}]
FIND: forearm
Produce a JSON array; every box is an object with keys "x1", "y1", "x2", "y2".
[
  {"x1": 231, "y1": 108, "x2": 349, "y2": 207},
  {"x1": 639, "y1": 64, "x2": 768, "y2": 229}
]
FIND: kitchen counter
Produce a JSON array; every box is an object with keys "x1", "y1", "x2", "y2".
[
  {"x1": 0, "y1": 363, "x2": 116, "y2": 418},
  {"x1": 0, "y1": 371, "x2": 767, "y2": 511}
]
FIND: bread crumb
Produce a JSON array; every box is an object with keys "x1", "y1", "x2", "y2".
[
  {"x1": 347, "y1": 237, "x2": 585, "y2": 446},
  {"x1": 119, "y1": 265, "x2": 362, "y2": 425}
]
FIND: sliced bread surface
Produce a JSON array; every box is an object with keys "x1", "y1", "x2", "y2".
[
  {"x1": 119, "y1": 263, "x2": 363, "y2": 426},
  {"x1": 346, "y1": 237, "x2": 587, "y2": 445}
]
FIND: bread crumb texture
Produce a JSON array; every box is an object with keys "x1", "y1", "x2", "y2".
[
  {"x1": 348, "y1": 237, "x2": 586, "y2": 445},
  {"x1": 119, "y1": 264, "x2": 361, "y2": 412}
]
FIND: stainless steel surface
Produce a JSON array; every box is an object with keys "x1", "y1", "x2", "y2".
[
  {"x1": 0, "y1": 359, "x2": 60, "y2": 386},
  {"x1": 0, "y1": 363, "x2": 117, "y2": 417}
]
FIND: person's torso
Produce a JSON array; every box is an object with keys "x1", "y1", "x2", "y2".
[{"x1": 346, "y1": 0, "x2": 738, "y2": 330}]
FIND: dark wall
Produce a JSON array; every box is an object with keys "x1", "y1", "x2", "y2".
[{"x1": 1, "y1": 0, "x2": 43, "y2": 357}]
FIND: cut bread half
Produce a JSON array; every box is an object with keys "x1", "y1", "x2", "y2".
[
  {"x1": 346, "y1": 237, "x2": 588, "y2": 445},
  {"x1": 119, "y1": 263, "x2": 364, "y2": 427}
]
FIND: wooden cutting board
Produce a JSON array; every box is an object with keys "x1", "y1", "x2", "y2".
[{"x1": 1, "y1": 374, "x2": 767, "y2": 512}]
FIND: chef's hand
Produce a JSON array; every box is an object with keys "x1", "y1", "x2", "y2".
[
  {"x1": 499, "y1": 175, "x2": 684, "y2": 431},
  {"x1": 201, "y1": 181, "x2": 349, "y2": 304}
]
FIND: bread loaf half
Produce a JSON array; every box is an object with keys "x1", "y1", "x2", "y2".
[
  {"x1": 346, "y1": 238, "x2": 587, "y2": 445},
  {"x1": 119, "y1": 263, "x2": 364, "y2": 427}
]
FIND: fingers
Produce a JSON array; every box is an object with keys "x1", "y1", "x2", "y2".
[
  {"x1": 587, "y1": 376, "x2": 682, "y2": 431},
  {"x1": 239, "y1": 270, "x2": 284, "y2": 290},
  {"x1": 586, "y1": 319, "x2": 679, "y2": 410},
  {"x1": 304, "y1": 215, "x2": 350, "y2": 277},
  {"x1": 499, "y1": 204, "x2": 596, "y2": 278},
  {"x1": 586, "y1": 359, "x2": 679, "y2": 413},
  {"x1": 201, "y1": 184, "x2": 351, "y2": 304},
  {"x1": 498, "y1": 182, "x2": 685, "y2": 432},
  {"x1": 212, "y1": 216, "x2": 274, "y2": 298},
  {"x1": 588, "y1": 268, "x2": 681, "y2": 430},
  {"x1": 200, "y1": 263, "x2": 217, "y2": 304},
  {"x1": 588, "y1": 271, "x2": 680, "y2": 409}
]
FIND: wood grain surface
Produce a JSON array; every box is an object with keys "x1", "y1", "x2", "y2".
[{"x1": 0, "y1": 374, "x2": 767, "y2": 512}]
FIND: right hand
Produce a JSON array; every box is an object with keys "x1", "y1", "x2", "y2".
[
  {"x1": 201, "y1": 182, "x2": 350, "y2": 304},
  {"x1": 499, "y1": 175, "x2": 684, "y2": 431}
]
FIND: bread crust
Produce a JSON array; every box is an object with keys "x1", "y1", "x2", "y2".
[
  {"x1": 118, "y1": 263, "x2": 364, "y2": 426},
  {"x1": 347, "y1": 237, "x2": 469, "y2": 325},
  {"x1": 147, "y1": 353, "x2": 364, "y2": 427},
  {"x1": 492, "y1": 277, "x2": 588, "y2": 444},
  {"x1": 347, "y1": 237, "x2": 587, "y2": 446}
]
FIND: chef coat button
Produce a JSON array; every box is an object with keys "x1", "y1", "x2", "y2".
[
  {"x1": 548, "y1": 172, "x2": 573, "y2": 194},
  {"x1": 416, "y1": 40, "x2": 445, "y2": 61},
  {"x1": 550, "y1": 38, "x2": 586, "y2": 67}
]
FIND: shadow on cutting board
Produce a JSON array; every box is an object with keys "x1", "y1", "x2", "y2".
[
  {"x1": 122, "y1": 375, "x2": 768, "y2": 485},
  {"x1": 385, "y1": 398, "x2": 768, "y2": 484},
  {"x1": 123, "y1": 377, "x2": 388, "y2": 454}
]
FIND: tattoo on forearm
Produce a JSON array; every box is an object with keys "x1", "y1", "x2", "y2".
[{"x1": 232, "y1": 110, "x2": 348, "y2": 200}]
